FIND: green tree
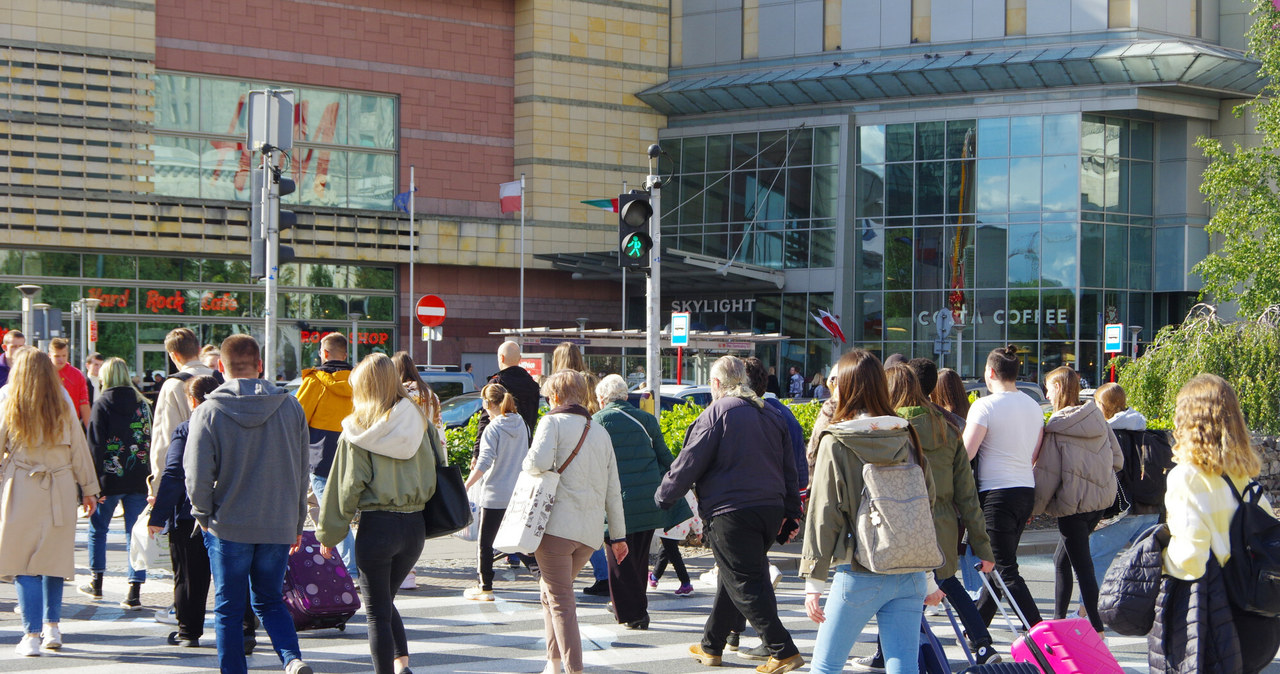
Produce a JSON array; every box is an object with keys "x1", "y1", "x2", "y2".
[{"x1": 1196, "y1": 0, "x2": 1280, "y2": 318}]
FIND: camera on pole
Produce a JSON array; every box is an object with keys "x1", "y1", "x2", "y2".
[{"x1": 617, "y1": 189, "x2": 653, "y2": 270}]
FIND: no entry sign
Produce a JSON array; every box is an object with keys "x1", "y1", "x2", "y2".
[{"x1": 416, "y1": 294, "x2": 447, "y2": 327}]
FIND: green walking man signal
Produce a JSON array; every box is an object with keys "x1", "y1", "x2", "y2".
[{"x1": 617, "y1": 189, "x2": 653, "y2": 270}]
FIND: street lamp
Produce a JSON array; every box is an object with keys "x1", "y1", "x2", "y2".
[
  {"x1": 32, "y1": 303, "x2": 50, "y2": 349},
  {"x1": 1128, "y1": 325, "x2": 1143, "y2": 360},
  {"x1": 82, "y1": 297, "x2": 101, "y2": 357},
  {"x1": 15, "y1": 284, "x2": 40, "y2": 337}
]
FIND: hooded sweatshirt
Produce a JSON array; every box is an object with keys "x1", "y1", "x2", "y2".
[
  {"x1": 1033, "y1": 400, "x2": 1125, "y2": 517},
  {"x1": 1108, "y1": 407, "x2": 1148, "y2": 432},
  {"x1": 800, "y1": 415, "x2": 936, "y2": 592},
  {"x1": 315, "y1": 398, "x2": 439, "y2": 547},
  {"x1": 295, "y1": 360, "x2": 354, "y2": 477},
  {"x1": 87, "y1": 386, "x2": 153, "y2": 496},
  {"x1": 185, "y1": 379, "x2": 310, "y2": 545},
  {"x1": 473, "y1": 411, "x2": 529, "y2": 509}
]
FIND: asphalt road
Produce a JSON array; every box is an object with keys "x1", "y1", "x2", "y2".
[{"x1": 0, "y1": 518, "x2": 1277, "y2": 672}]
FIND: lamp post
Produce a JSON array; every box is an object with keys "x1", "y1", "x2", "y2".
[
  {"x1": 1128, "y1": 325, "x2": 1143, "y2": 360},
  {"x1": 83, "y1": 297, "x2": 101, "y2": 357},
  {"x1": 15, "y1": 284, "x2": 40, "y2": 337},
  {"x1": 348, "y1": 311, "x2": 361, "y2": 363},
  {"x1": 32, "y1": 302, "x2": 51, "y2": 350}
]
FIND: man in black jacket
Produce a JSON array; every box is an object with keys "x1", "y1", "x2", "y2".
[{"x1": 475, "y1": 341, "x2": 540, "y2": 445}]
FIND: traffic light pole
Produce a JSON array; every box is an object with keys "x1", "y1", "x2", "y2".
[
  {"x1": 645, "y1": 164, "x2": 662, "y2": 425},
  {"x1": 260, "y1": 150, "x2": 278, "y2": 381}
]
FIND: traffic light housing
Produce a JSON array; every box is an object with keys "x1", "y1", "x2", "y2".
[
  {"x1": 275, "y1": 175, "x2": 296, "y2": 266},
  {"x1": 617, "y1": 189, "x2": 653, "y2": 269},
  {"x1": 250, "y1": 168, "x2": 266, "y2": 280}
]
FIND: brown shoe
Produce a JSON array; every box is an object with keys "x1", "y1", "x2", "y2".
[
  {"x1": 689, "y1": 643, "x2": 722, "y2": 666},
  {"x1": 755, "y1": 653, "x2": 804, "y2": 674}
]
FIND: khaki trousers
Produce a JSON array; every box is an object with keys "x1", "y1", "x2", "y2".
[{"x1": 534, "y1": 533, "x2": 595, "y2": 673}]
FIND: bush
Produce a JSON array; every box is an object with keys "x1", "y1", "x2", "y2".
[
  {"x1": 660, "y1": 403, "x2": 703, "y2": 456},
  {"x1": 444, "y1": 414, "x2": 480, "y2": 478},
  {"x1": 1119, "y1": 304, "x2": 1280, "y2": 434},
  {"x1": 787, "y1": 399, "x2": 825, "y2": 445}
]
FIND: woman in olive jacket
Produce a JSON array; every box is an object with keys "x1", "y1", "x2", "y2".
[
  {"x1": 592, "y1": 374, "x2": 687, "y2": 629},
  {"x1": 801, "y1": 349, "x2": 935, "y2": 674},
  {"x1": 1033, "y1": 366, "x2": 1124, "y2": 635}
]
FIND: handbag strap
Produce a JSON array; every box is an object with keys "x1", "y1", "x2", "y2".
[
  {"x1": 555, "y1": 420, "x2": 592, "y2": 475},
  {"x1": 615, "y1": 407, "x2": 652, "y2": 442}
]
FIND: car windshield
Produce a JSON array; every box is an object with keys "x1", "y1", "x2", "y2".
[{"x1": 440, "y1": 395, "x2": 482, "y2": 426}]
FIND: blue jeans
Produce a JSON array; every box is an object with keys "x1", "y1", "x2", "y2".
[
  {"x1": 959, "y1": 544, "x2": 983, "y2": 595},
  {"x1": 88, "y1": 492, "x2": 149, "y2": 583},
  {"x1": 203, "y1": 532, "x2": 302, "y2": 674},
  {"x1": 589, "y1": 547, "x2": 608, "y2": 582},
  {"x1": 1083, "y1": 513, "x2": 1159, "y2": 603},
  {"x1": 810, "y1": 566, "x2": 926, "y2": 674},
  {"x1": 15, "y1": 576, "x2": 64, "y2": 635},
  {"x1": 311, "y1": 474, "x2": 357, "y2": 579}
]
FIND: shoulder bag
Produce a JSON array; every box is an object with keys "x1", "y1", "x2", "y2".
[
  {"x1": 421, "y1": 429, "x2": 473, "y2": 539},
  {"x1": 853, "y1": 426, "x2": 945, "y2": 574},
  {"x1": 493, "y1": 420, "x2": 592, "y2": 555}
]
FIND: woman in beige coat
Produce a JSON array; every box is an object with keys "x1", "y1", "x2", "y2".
[
  {"x1": 0, "y1": 347, "x2": 100, "y2": 656},
  {"x1": 1033, "y1": 366, "x2": 1123, "y2": 636}
]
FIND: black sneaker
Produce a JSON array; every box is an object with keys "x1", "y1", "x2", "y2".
[
  {"x1": 850, "y1": 654, "x2": 885, "y2": 672},
  {"x1": 77, "y1": 573, "x2": 103, "y2": 599},
  {"x1": 737, "y1": 643, "x2": 770, "y2": 661},
  {"x1": 167, "y1": 632, "x2": 200, "y2": 648},
  {"x1": 975, "y1": 644, "x2": 1002, "y2": 665},
  {"x1": 582, "y1": 579, "x2": 610, "y2": 596},
  {"x1": 243, "y1": 634, "x2": 256, "y2": 656},
  {"x1": 725, "y1": 631, "x2": 740, "y2": 651}
]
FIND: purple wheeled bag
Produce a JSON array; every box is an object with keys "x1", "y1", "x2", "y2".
[{"x1": 282, "y1": 531, "x2": 360, "y2": 631}]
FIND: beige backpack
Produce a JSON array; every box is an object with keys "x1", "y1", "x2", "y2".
[{"x1": 853, "y1": 427, "x2": 945, "y2": 574}]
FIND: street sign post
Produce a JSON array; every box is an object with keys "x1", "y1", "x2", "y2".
[
  {"x1": 671, "y1": 312, "x2": 689, "y2": 346},
  {"x1": 1104, "y1": 323, "x2": 1124, "y2": 354},
  {"x1": 416, "y1": 295, "x2": 447, "y2": 327}
]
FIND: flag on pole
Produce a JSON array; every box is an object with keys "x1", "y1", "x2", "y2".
[
  {"x1": 499, "y1": 180, "x2": 522, "y2": 213},
  {"x1": 581, "y1": 198, "x2": 619, "y2": 213},
  {"x1": 811, "y1": 309, "x2": 847, "y2": 343},
  {"x1": 393, "y1": 189, "x2": 416, "y2": 213}
]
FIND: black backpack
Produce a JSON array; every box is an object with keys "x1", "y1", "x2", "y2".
[
  {"x1": 1222, "y1": 475, "x2": 1280, "y2": 617},
  {"x1": 166, "y1": 370, "x2": 225, "y2": 386},
  {"x1": 1117, "y1": 429, "x2": 1174, "y2": 508}
]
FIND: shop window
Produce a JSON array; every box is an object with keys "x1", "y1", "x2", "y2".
[
  {"x1": 884, "y1": 292, "x2": 913, "y2": 343},
  {"x1": 138, "y1": 256, "x2": 199, "y2": 283},
  {"x1": 296, "y1": 89, "x2": 348, "y2": 146},
  {"x1": 916, "y1": 162, "x2": 945, "y2": 215},
  {"x1": 974, "y1": 222, "x2": 1007, "y2": 289},
  {"x1": 915, "y1": 225, "x2": 946, "y2": 289},
  {"x1": 973, "y1": 291, "x2": 1006, "y2": 342},
  {"x1": 34, "y1": 285, "x2": 82, "y2": 313},
  {"x1": 916, "y1": 121, "x2": 945, "y2": 162},
  {"x1": 857, "y1": 292, "x2": 883, "y2": 341},
  {"x1": 1129, "y1": 227, "x2": 1152, "y2": 291},
  {"x1": 24, "y1": 251, "x2": 81, "y2": 277},
  {"x1": 1009, "y1": 157, "x2": 1042, "y2": 212},
  {"x1": 1006, "y1": 291, "x2": 1040, "y2": 343},
  {"x1": 857, "y1": 220, "x2": 885, "y2": 290},
  {"x1": 884, "y1": 228, "x2": 914, "y2": 290},
  {"x1": 814, "y1": 126, "x2": 840, "y2": 165},
  {"x1": 812, "y1": 166, "x2": 838, "y2": 219},
  {"x1": 914, "y1": 291, "x2": 947, "y2": 341},
  {"x1": 886, "y1": 164, "x2": 914, "y2": 217},
  {"x1": 859, "y1": 126, "x2": 886, "y2": 164},
  {"x1": 1104, "y1": 225, "x2": 1128, "y2": 288},
  {"x1": 94, "y1": 321, "x2": 137, "y2": 373},
  {"x1": 1080, "y1": 155, "x2": 1106, "y2": 212},
  {"x1": 1129, "y1": 161, "x2": 1153, "y2": 215},
  {"x1": 946, "y1": 160, "x2": 977, "y2": 214},
  {"x1": 1041, "y1": 223, "x2": 1078, "y2": 288},
  {"x1": 755, "y1": 294, "x2": 782, "y2": 334},
  {"x1": 202, "y1": 259, "x2": 250, "y2": 285},
  {"x1": 199, "y1": 78, "x2": 254, "y2": 137},
  {"x1": 886, "y1": 124, "x2": 915, "y2": 163},
  {"x1": 1041, "y1": 289, "x2": 1076, "y2": 342},
  {"x1": 976, "y1": 159, "x2": 1009, "y2": 213},
  {"x1": 1042, "y1": 155, "x2": 1078, "y2": 213},
  {"x1": 856, "y1": 165, "x2": 885, "y2": 218}
]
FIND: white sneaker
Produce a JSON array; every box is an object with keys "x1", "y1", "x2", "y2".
[
  {"x1": 400, "y1": 571, "x2": 417, "y2": 590},
  {"x1": 155, "y1": 606, "x2": 177, "y2": 624},
  {"x1": 284, "y1": 659, "x2": 314, "y2": 674},
  {"x1": 15, "y1": 634, "x2": 41, "y2": 657},
  {"x1": 925, "y1": 604, "x2": 945, "y2": 616},
  {"x1": 41, "y1": 625, "x2": 62, "y2": 650},
  {"x1": 769, "y1": 564, "x2": 782, "y2": 589}
]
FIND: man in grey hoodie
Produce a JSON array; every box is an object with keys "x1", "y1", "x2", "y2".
[{"x1": 185, "y1": 334, "x2": 313, "y2": 674}]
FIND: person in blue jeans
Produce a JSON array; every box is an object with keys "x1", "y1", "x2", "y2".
[
  {"x1": 81, "y1": 356, "x2": 152, "y2": 608},
  {"x1": 185, "y1": 334, "x2": 313, "y2": 674}
]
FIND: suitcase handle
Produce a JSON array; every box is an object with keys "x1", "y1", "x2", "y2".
[
  {"x1": 973, "y1": 562, "x2": 1057, "y2": 674},
  {"x1": 941, "y1": 598, "x2": 976, "y2": 667}
]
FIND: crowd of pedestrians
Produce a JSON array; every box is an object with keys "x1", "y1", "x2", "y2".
[{"x1": 2, "y1": 331, "x2": 1279, "y2": 674}]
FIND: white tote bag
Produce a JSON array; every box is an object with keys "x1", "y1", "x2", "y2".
[
  {"x1": 129, "y1": 508, "x2": 171, "y2": 573},
  {"x1": 451, "y1": 483, "x2": 482, "y2": 542},
  {"x1": 492, "y1": 420, "x2": 591, "y2": 555}
]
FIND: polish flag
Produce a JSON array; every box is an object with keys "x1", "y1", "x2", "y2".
[
  {"x1": 499, "y1": 180, "x2": 522, "y2": 213},
  {"x1": 811, "y1": 309, "x2": 846, "y2": 343}
]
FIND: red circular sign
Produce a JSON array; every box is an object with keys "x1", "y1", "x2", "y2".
[{"x1": 415, "y1": 294, "x2": 447, "y2": 327}]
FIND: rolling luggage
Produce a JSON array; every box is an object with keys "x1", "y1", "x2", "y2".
[
  {"x1": 975, "y1": 564, "x2": 1122, "y2": 674},
  {"x1": 960, "y1": 664, "x2": 1041, "y2": 673},
  {"x1": 919, "y1": 614, "x2": 949, "y2": 674},
  {"x1": 282, "y1": 531, "x2": 360, "y2": 631}
]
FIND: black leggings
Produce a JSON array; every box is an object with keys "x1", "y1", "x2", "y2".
[
  {"x1": 975, "y1": 487, "x2": 1043, "y2": 628},
  {"x1": 355, "y1": 511, "x2": 426, "y2": 674},
  {"x1": 1053, "y1": 510, "x2": 1105, "y2": 632},
  {"x1": 652, "y1": 538, "x2": 690, "y2": 586},
  {"x1": 478, "y1": 508, "x2": 505, "y2": 590}
]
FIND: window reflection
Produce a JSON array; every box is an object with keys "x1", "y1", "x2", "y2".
[{"x1": 1007, "y1": 224, "x2": 1040, "y2": 287}]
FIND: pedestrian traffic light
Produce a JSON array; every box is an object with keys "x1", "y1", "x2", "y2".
[
  {"x1": 618, "y1": 190, "x2": 653, "y2": 269},
  {"x1": 249, "y1": 167, "x2": 266, "y2": 280},
  {"x1": 275, "y1": 174, "x2": 296, "y2": 266}
]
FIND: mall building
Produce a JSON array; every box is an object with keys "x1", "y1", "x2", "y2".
[
  {"x1": 3, "y1": 0, "x2": 1266, "y2": 384},
  {"x1": 615, "y1": 0, "x2": 1263, "y2": 383}
]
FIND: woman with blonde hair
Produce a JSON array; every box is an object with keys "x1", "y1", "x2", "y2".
[
  {"x1": 82, "y1": 356, "x2": 152, "y2": 609},
  {"x1": 462, "y1": 382, "x2": 529, "y2": 601},
  {"x1": 0, "y1": 348, "x2": 100, "y2": 656},
  {"x1": 1153, "y1": 374, "x2": 1280, "y2": 673},
  {"x1": 317, "y1": 353, "x2": 439, "y2": 674},
  {"x1": 1033, "y1": 366, "x2": 1122, "y2": 635},
  {"x1": 523, "y1": 369, "x2": 627, "y2": 674},
  {"x1": 551, "y1": 342, "x2": 600, "y2": 413}
]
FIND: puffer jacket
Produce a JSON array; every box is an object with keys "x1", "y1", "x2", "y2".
[
  {"x1": 1149, "y1": 556, "x2": 1242, "y2": 673},
  {"x1": 295, "y1": 361, "x2": 353, "y2": 477},
  {"x1": 898, "y1": 405, "x2": 992, "y2": 578},
  {"x1": 593, "y1": 401, "x2": 674, "y2": 534},
  {"x1": 1033, "y1": 401, "x2": 1123, "y2": 517},
  {"x1": 1098, "y1": 522, "x2": 1168, "y2": 636},
  {"x1": 800, "y1": 415, "x2": 936, "y2": 586}
]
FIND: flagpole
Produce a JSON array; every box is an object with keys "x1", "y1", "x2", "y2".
[
  {"x1": 408, "y1": 165, "x2": 415, "y2": 362},
  {"x1": 519, "y1": 172, "x2": 525, "y2": 333}
]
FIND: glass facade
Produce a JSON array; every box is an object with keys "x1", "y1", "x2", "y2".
[
  {"x1": 854, "y1": 114, "x2": 1155, "y2": 382},
  {"x1": 0, "y1": 250, "x2": 396, "y2": 380},
  {"x1": 151, "y1": 73, "x2": 398, "y2": 210},
  {"x1": 660, "y1": 126, "x2": 840, "y2": 269}
]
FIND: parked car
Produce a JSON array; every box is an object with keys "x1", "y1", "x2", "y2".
[
  {"x1": 416, "y1": 366, "x2": 478, "y2": 402},
  {"x1": 661, "y1": 384, "x2": 713, "y2": 408},
  {"x1": 625, "y1": 392, "x2": 698, "y2": 413},
  {"x1": 965, "y1": 380, "x2": 1053, "y2": 414}
]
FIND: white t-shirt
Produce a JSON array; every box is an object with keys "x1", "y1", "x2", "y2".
[{"x1": 967, "y1": 390, "x2": 1044, "y2": 491}]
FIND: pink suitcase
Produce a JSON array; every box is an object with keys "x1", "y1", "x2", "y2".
[
  {"x1": 282, "y1": 531, "x2": 360, "y2": 631},
  {"x1": 976, "y1": 564, "x2": 1122, "y2": 674}
]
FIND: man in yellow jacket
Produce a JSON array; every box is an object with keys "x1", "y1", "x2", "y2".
[{"x1": 295, "y1": 332, "x2": 355, "y2": 578}]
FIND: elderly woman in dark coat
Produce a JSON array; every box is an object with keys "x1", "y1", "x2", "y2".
[{"x1": 592, "y1": 374, "x2": 687, "y2": 630}]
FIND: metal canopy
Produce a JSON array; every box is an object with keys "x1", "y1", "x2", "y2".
[
  {"x1": 638, "y1": 40, "x2": 1263, "y2": 116},
  {"x1": 534, "y1": 248, "x2": 786, "y2": 294},
  {"x1": 491, "y1": 326, "x2": 790, "y2": 351}
]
